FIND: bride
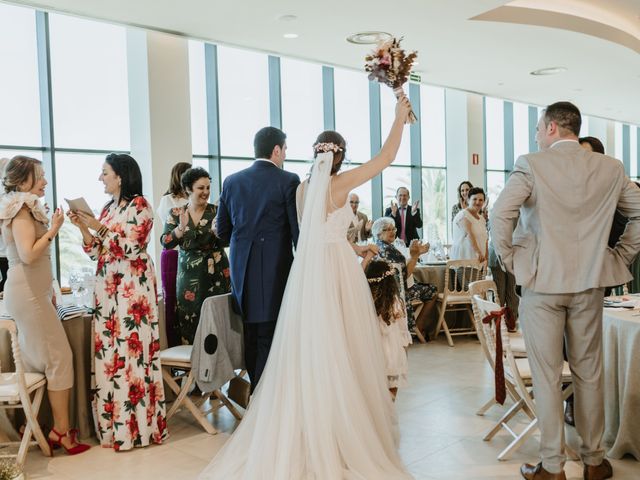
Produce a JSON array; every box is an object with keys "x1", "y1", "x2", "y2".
[{"x1": 198, "y1": 96, "x2": 413, "y2": 479}]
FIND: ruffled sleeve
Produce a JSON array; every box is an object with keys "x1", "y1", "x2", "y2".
[{"x1": 0, "y1": 192, "x2": 49, "y2": 226}]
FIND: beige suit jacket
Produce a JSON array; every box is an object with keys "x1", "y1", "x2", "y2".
[
  {"x1": 347, "y1": 211, "x2": 371, "y2": 243},
  {"x1": 491, "y1": 140, "x2": 640, "y2": 294}
]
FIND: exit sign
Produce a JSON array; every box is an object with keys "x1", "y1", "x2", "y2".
[{"x1": 409, "y1": 72, "x2": 421, "y2": 83}]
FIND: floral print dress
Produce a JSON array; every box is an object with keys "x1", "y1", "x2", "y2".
[
  {"x1": 160, "y1": 203, "x2": 231, "y2": 344},
  {"x1": 83, "y1": 196, "x2": 168, "y2": 451}
]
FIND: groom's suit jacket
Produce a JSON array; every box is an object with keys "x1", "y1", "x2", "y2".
[
  {"x1": 216, "y1": 160, "x2": 300, "y2": 323},
  {"x1": 491, "y1": 140, "x2": 640, "y2": 294}
]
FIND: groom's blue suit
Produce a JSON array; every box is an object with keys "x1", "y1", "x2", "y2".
[{"x1": 216, "y1": 160, "x2": 300, "y2": 389}]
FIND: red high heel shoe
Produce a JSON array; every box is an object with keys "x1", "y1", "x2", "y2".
[{"x1": 48, "y1": 428, "x2": 91, "y2": 455}]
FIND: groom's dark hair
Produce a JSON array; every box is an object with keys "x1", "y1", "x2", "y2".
[
  {"x1": 543, "y1": 102, "x2": 581, "y2": 137},
  {"x1": 254, "y1": 127, "x2": 287, "y2": 159}
]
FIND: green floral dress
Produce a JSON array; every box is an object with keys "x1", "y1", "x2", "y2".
[{"x1": 161, "y1": 203, "x2": 231, "y2": 344}]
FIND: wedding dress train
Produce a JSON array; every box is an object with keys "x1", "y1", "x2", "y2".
[{"x1": 198, "y1": 152, "x2": 412, "y2": 479}]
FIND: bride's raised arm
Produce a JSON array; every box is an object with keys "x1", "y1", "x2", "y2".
[{"x1": 331, "y1": 96, "x2": 411, "y2": 205}]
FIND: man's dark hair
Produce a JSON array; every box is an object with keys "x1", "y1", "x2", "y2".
[
  {"x1": 579, "y1": 136, "x2": 605, "y2": 154},
  {"x1": 254, "y1": 127, "x2": 286, "y2": 159},
  {"x1": 467, "y1": 187, "x2": 485, "y2": 200},
  {"x1": 543, "y1": 102, "x2": 582, "y2": 137},
  {"x1": 396, "y1": 186, "x2": 410, "y2": 196}
]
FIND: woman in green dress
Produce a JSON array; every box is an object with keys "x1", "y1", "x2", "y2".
[{"x1": 161, "y1": 167, "x2": 231, "y2": 344}]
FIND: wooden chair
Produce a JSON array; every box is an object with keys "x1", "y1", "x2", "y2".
[
  {"x1": 160, "y1": 345, "x2": 244, "y2": 435},
  {"x1": 435, "y1": 259, "x2": 487, "y2": 346},
  {"x1": 472, "y1": 294, "x2": 576, "y2": 461},
  {"x1": 0, "y1": 319, "x2": 51, "y2": 467}
]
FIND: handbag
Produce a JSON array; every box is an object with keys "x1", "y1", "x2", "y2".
[{"x1": 227, "y1": 375, "x2": 251, "y2": 408}]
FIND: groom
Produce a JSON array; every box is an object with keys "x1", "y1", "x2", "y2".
[{"x1": 216, "y1": 127, "x2": 300, "y2": 392}]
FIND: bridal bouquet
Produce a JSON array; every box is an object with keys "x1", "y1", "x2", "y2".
[{"x1": 364, "y1": 37, "x2": 418, "y2": 124}]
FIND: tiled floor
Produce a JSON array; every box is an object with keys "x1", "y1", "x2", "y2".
[{"x1": 19, "y1": 338, "x2": 640, "y2": 479}]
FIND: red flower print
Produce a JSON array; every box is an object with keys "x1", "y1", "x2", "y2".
[
  {"x1": 126, "y1": 413, "x2": 140, "y2": 440},
  {"x1": 122, "y1": 280, "x2": 135, "y2": 298},
  {"x1": 127, "y1": 296, "x2": 151, "y2": 325},
  {"x1": 104, "y1": 352, "x2": 125, "y2": 379},
  {"x1": 133, "y1": 196, "x2": 147, "y2": 211},
  {"x1": 105, "y1": 312, "x2": 121, "y2": 344},
  {"x1": 127, "y1": 332, "x2": 143, "y2": 358},
  {"x1": 105, "y1": 272, "x2": 123, "y2": 296},
  {"x1": 111, "y1": 223, "x2": 125, "y2": 237},
  {"x1": 157, "y1": 414, "x2": 167, "y2": 435},
  {"x1": 162, "y1": 233, "x2": 173, "y2": 244},
  {"x1": 132, "y1": 218, "x2": 152, "y2": 246},
  {"x1": 149, "y1": 339, "x2": 160, "y2": 360},
  {"x1": 109, "y1": 239, "x2": 125, "y2": 259},
  {"x1": 96, "y1": 256, "x2": 105, "y2": 272},
  {"x1": 128, "y1": 376, "x2": 146, "y2": 406},
  {"x1": 130, "y1": 257, "x2": 147, "y2": 276},
  {"x1": 94, "y1": 334, "x2": 104, "y2": 354},
  {"x1": 184, "y1": 290, "x2": 196, "y2": 301}
]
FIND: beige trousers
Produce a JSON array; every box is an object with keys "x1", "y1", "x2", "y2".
[{"x1": 519, "y1": 287, "x2": 605, "y2": 473}]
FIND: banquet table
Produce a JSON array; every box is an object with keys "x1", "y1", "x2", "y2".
[
  {"x1": 602, "y1": 307, "x2": 640, "y2": 460},
  {"x1": 0, "y1": 296, "x2": 166, "y2": 441}
]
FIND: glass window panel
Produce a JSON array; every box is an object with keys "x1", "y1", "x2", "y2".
[
  {"x1": 421, "y1": 168, "x2": 447, "y2": 243},
  {"x1": 614, "y1": 122, "x2": 624, "y2": 161},
  {"x1": 189, "y1": 41, "x2": 208, "y2": 155},
  {"x1": 631, "y1": 127, "x2": 638, "y2": 179},
  {"x1": 382, "y1": 166, "x2": 411, "y2": 210},
  {"x1": 580, "y1": 116, "x2": 590, "y2": 138},
  {"x1": 513, "y1": 102, "x2": 530, "y2": 159},
  {"x1": 0, "y1": 150, "x2": 43, "y2": 161},
  {"x1": 221, "y1": 159, "x2": 253, "y2": 180},
  {"x1": 380, "y1": 88, "x2": 411, "y2": 165},
  {"x1": 334, "y1": 68, "x2": 371, "y2": 164},
  {"x1": 0, "y1": 3, "x2": 41, "y2": 147},
  {"x1": 485, "y1": 97, "x2": 505, "y2": 170},
  {"x1": 420, "y1": 85, "x2": 446, "y2": 167},
  {"x1": 192, "y1": 157, "x2": 208, "y2": 171},
  {"x1": 341, "y1": 164, "x2": 372, "y2": 219},
  {"x1": 486, "y1": 170, "x2": 506, "y2": 209},
  {"x1": 49, "y1": 14, "x2": 130, "y2": 151},
  {"x1": 55, "y1": 152, "x2": 111, "y2": 284},
  {"x1": 280, "y1": 58, "x2": 323, "y2": 160},
  {"x1": 217, "y1": 46, "x2": 269, "y2": 157},
  {"x1": 284, "y1": 161, "x2": 312, "y2": 183}
]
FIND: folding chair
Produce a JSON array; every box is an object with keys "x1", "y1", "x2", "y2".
[
  {"x1": 160, "y1": 345, "x2": 244, "y2": 435},
  {"x1": 435, "y1": 259, "x2": 487, "y2": 346},
  {"x1": 0, "y1": 319, "x2": 51, "y2": 467},
  {"x1": 473, "y1": 294, "x2": 577, "y2": 461}
]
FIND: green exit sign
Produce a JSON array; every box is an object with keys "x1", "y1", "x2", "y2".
[{"x1": 409, "y1": 72, "x2": 421, "y2": 83}]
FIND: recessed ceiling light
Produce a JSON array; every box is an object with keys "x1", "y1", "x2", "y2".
[
  {"x1": 283, "y1": 33, "x2": 299, "y2": 39},
  {"x1": 530, "y1": 66, "x2": 567, "y2": 76},
  {"x1": 278, "y1": 14, "x2": 298, "y2": 22},
  {"x1": 346, "y1": 31, "x2": 392, "y2": 44}
]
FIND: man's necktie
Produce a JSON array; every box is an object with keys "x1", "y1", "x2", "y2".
[{"x1": 400, "y1": 207, "x2": 406, "y2": 242}]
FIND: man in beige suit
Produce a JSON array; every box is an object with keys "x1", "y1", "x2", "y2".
[
  {"x1": 346, "y1": 193, "x2": 372, "y2": 243},
  {"x1": 491, "y1": 102, "x2": 640, "y2": 480}
]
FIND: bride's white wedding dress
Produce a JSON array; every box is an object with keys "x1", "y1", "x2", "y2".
[{"x1": 199, "y1": 152, "x2": 412, "y2": 479}]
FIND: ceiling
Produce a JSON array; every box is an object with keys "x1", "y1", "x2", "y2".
[{"x1": 6, "y1": 0, "x2": 640, "y2": 125}]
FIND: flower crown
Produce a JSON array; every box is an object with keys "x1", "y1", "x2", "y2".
[
  {"x1": 367, "y1": 269, "x2": 395, "y2": 284},
  {"x1": 313, "y1": 142, "x2": 343, "y2": 154}
]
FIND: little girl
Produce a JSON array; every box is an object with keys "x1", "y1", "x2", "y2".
[{"x1": 364, "y1": 255, "x2": 412, "y2": 400}]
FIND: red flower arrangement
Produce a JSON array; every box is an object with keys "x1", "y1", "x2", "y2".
[{"x1": 365, "y1": 36, "x2": 418, "y2": 124}]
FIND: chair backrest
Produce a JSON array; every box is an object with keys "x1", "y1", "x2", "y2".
[
  {"x1": 443, "y1": 259, "x2": 487, "y2": 297},
  {"x1": 469, "y1": 280, "x2": 501, "y2": 369},
  {"x1": 0, "y1": 318, "x2": 29, "y2": 399}
]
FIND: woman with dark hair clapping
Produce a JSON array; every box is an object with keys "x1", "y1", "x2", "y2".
[
  {"x1": 68, "y1": 153, "x2": 168, "y2": 451},
  {"x1": 160, "y1": 167, "x2": 230, "y2": 344}
]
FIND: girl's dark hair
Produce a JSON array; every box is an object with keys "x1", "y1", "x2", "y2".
[
  {"x1": 365, "y1": 259, "x2": 402, "y2": 326},
  {"x1": 456, "y1": 181, "x2": 473, "y2": 208},
  {"x1": 3, "y1": 156, "x2": 42, "y2": 193},
  {"x1": 181, "y1": 167, "x2": 211, "y2": 192},
  {"x1": 165, "y1": 162, "x2": 191, "y2": 196},
  {"x1": 105, "y1": 153, "x2": 143, "y2": 207},
  {"x1": 579, "y1": 136, "x2": 605, "y2": 155},
  {"x1": 467, "y1": 186, "x2": 485, "y2": 200},
  {"x1": 313, "y1": 131, "x2": 347, "y2": 175}
]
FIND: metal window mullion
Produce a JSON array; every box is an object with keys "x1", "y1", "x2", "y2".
[
  {"x1": 204, "y1": 43, "x2": 222, "y2": 197},
  {"x1": 622, "y1": 124, "x2": 630, "y2": 176},
  {"x1": 322, "y1": 66, "x2": 335, "y2": 131},
  {"x1": 409, "y1": 82, "x2": 422, "y2": 226},
  {"x1": 369, "y1": 81, "x2": 382, "y2": 218},
  {"x1": 268, "y1": 56, "x2": 282, "y2": 130},
  {"x1": 503, "y1": 101, "x2": 514, "y2": 173},
  {"x1": 35, "y1": 11, "x2": 59, "y2": 278},
  {"x1": 528, "y1": 105, "x2": 538, "y2": 153}
]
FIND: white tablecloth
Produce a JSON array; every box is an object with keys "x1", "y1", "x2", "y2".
[{"x1": 602, "y1": 308, "x2": 640, "y2": 460}]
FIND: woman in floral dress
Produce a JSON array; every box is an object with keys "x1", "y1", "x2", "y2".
[
  {"x1": 68, "y1": 153, "x2": 168, "y2": 451},
  {"x1": 161, "y1": 167, "x2": 231, "y2": 344}
]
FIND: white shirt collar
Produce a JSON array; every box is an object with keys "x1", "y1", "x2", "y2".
[{"x1": 549, "y1": 139, "x2": 579, "y2": 149}]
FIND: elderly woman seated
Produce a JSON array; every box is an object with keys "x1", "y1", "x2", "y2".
[{"x1": 372, "y1": 217, "x2": 437, "y2": 341}]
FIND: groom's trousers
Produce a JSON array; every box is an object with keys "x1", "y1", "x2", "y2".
[
  {"x1": 519, "y1": 287, "x2": 606, "y2": 474},
  {"x1": 243, "y1": 321, "x2": 277, "y2": 393}
]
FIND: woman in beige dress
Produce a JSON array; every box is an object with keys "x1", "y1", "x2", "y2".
[{"x1": 0, "y1": 156, "x2": 90, "y2": 455}]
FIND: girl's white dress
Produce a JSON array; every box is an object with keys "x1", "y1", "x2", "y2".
[{"x1": 379, "y1": 299, "x2": 412, "y2": 388}]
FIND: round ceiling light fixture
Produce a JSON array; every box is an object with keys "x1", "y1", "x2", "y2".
[
  {"x1": 278, "y1": 14, "x2": 298, "y2": 22},
  {"x1": 530, "y1": 66, "x2": 568, "y2": 76},
  {"x1": 283, "y1": 33, "x2": 299, "y2": 39},
  {"x1": 346, "y1": 31, "x2": 392, "y2": 44}
]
